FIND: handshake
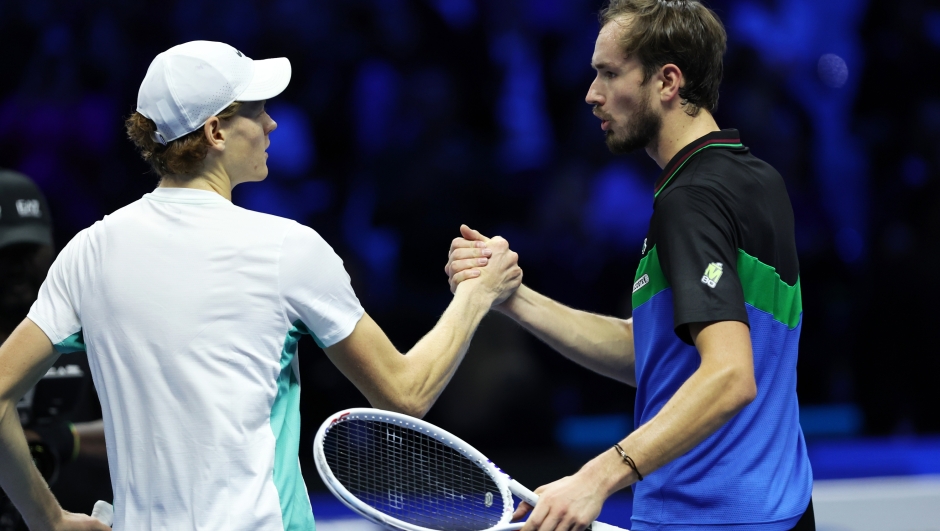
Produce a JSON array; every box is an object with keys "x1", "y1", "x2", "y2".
[{"x1": 443, "y1": 225, "x2": 523, "y2": 308}]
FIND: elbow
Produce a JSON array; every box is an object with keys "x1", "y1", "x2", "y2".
[
  {"x1": 707, "y1": 363, "x2": 756, "y2": 417},
  {"x1": 390, "y1": 399, "x2": 430, "y2": 419},
  {"x1": 728, "y1": 371, "x2": 757, "y2": 412},
  {"x1": 407, "y1": 402, "x2": 432, "y2": 419},
  {"x1": 370, "y1": 394, "x2": 431, "y2": 419}
]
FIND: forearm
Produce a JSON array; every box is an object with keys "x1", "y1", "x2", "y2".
[
  {"x1": 390, "y1": 284, "x2": 495, "y2": 417},
  {"x1": 497, "y1": 285, "x2": 635, "y2": 386},
  {"x1": 586, "y1": 362, "x2": 755, "y2": 496},
  {"x1": 0, "y1": 400, "x2": 62, "y2": 531}
]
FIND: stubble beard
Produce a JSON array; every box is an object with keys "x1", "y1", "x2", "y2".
[{"x1": 604, "y1": 95, "x2": 662, "y2": 155}]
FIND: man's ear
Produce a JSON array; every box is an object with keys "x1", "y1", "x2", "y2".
[
  {"x1": 203, "y1": 116, "x2": 225, "y2": 151},
  {"x1": 658, "y1": 63, "x2": 683, "y2": 103}
]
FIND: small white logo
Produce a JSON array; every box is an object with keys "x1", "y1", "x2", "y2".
[
  {"x1": 701, "y1": 262, "x2": 724, "y2": 288},
  {"x1": 43, "y1": 364, "x2": 84, "y2": 379},
  {"x1": 16, "y1": 199, "x2": 41, "y2": 218},
  {"x1": 484, "y1": 492, "x2": 494, "y2": 507},
  {"x1": 640, "y1": 238, "x2": 647, "y2": 255},
  {"x1": 633, "y1": 274, "x2": 650, "y2": 293}
]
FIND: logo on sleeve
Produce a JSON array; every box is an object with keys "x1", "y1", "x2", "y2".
[
  {"x1": 640, "y1": 238, "x2": 647, "y2": 256},
  {"x1": 701, "y1": 262, "x2": 724, "y2": 288},
  {"x1": 633, "y1": 274, "x2": 649, "y2": 293}
]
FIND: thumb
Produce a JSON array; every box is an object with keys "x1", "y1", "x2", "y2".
[{"x1": 460, "y1": 224, "x2": 490, "y2": 243}]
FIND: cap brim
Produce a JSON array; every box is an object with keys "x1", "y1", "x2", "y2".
[
  {"x1": 238, "y1": 57, "x2": 291, "y2": 101},
  {"x1": 0, "y1": 225, "x2": 53, "y2": 249}
]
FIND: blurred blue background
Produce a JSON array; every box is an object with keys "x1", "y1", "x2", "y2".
[{"x1": 2, "y1": 0, "x2": 939, "y2": 516}]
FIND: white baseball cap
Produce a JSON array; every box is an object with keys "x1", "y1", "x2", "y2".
[{"x1": 137, "y1": 41, "x2": 291, "y2": 145}]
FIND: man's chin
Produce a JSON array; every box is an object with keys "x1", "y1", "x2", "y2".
[{"x1": 605, "y1": 131, "x2": 648, "y2": 155}]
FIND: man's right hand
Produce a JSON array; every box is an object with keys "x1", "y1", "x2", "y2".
[
  {"x1": 42, "y1": 510, "x2": 111, "y2": 531},
  {"x1": 445, "y1": 225, "x2": 522, "y2": 306}
]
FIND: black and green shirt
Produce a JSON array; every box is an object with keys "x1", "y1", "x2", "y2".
[{"x1": 630, "y1": 130, "x2": 812, "y2": 530}]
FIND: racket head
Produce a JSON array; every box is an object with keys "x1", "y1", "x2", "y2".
[{"x1": 313, "y1": 408, "x2": 517, "y2": 531}]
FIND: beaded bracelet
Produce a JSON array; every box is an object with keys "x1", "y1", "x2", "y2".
[{"x1": 613, "y1": 443, "x2": 643, "y2": 481}]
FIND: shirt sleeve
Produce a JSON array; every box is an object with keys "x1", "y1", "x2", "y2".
[
  {"x1": 27, "y1": 229, "x2": 89, "y2": 353},
  {"x1": 279, "y1": 222, "x2": 364, "y2": 348},
  {"x1": 655, "y1": 184, "x2": 748, "y2": 344}
]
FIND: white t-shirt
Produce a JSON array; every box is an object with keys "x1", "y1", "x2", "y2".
[{"x1": 27, "y1": 187, "x2": 364, "y2": 531}]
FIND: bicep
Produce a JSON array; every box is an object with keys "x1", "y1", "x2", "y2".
[
  {"x1": 689, "y1": 320, "x2": 755, "y2": 392},
  {"x1": 322, "y1": 312, "x2": 403, "y2": 404},
  {"x1": 0, "y1": 319, "x2": 58, "y2": 403}
]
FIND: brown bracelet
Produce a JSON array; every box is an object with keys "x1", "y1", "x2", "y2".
[{"x1": 613, "y1": 443, "x2": 643, "y2": 481}]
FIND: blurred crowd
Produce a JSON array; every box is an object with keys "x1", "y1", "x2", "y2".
[{"x1": 1, "y1": 0, "x2": 938, "y2": 502}]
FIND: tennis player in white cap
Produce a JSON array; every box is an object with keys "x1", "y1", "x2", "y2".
[{"x1": 0, "y1": 41, "x2": 521, "y2": 531}]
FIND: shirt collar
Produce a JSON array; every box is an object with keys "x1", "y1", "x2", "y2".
[
  {"x1": 144, "y1": 187, "x2": 231, "y2": 205},
  {"x1": 654, "y1": 129, "x2": 745, "y2": 197}
]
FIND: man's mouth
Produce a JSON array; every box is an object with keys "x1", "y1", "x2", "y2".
[{"x1": 594, "y1": 109, "x2": 612, "y2": 131}]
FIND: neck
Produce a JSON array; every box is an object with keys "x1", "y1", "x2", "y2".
[
  {"x1": 646, "y1": 108, "x2": 720, "y2": 169},
  {"x1": 159, "y1": 167, "x2": 233, "y2": 201}
]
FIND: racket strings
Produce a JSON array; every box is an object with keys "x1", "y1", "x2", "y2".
[{"x1": 324, "y1": 418, "x2": 506, "y2": 530}]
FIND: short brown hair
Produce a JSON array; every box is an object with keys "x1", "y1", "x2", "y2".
[
  {"x1": 599, "y1": 0, "x2": 727, "y2": 116},
  {"x1": 125, "y1": 102, "x2": 242, "y2": 180}
]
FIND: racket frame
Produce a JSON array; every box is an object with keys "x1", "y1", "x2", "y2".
[{"x1": 313, "y1": 408, "x2": 527, "y2": 531}]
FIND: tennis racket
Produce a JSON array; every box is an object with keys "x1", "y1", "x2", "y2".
[{"x1": 313, "y1": 408, "x2": 628, "y2": 531}]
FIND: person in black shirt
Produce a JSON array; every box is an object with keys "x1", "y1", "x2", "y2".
[
  {"x1": 0, "y1": 170, "x2": 109, "y2": 531},
  {"x1": 445, "y1": 1, "x2": 814, "y2": 530}
]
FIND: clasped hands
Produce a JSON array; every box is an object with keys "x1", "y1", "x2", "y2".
[{"x1": 444, "y1": 224, "x2": 522, "y2": 307}]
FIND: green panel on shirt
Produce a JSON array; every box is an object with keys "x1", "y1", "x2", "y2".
[
  {"x1": 632, "y1": 247, "x2": 802, "y2": 329},
  {"x1": 272, "y1": 322, "x2": 317, "y2": 530},
  {"x1": 632, "y1": 246, "x2": 670, "y2": 310},
  {"x1": 54, "y1": 330, "x2": 86, "y2": 354},
  {"x1": 736, "y1": 250, "x2": 802, "y2": 329}
]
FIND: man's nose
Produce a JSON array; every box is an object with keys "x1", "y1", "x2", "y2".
[{"x1": 586, "y1": 78, "x2": 604, "y2": 106}]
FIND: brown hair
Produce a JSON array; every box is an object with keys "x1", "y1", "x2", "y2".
[
  {"x1": 599, "y1": 0, "x2": 726, "y2": 116},
  {"x1": 125, "y1": 102, "x2": 242, "y2": 180}
]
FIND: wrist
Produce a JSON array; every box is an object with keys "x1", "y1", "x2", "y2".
[
  {"x1": 493, "y1": 284, "x2": 528, "y2": 317},
  {"x1": 454, "y1": 280, "x2": 498, "y2": 309},
  {"x1": 581, "y1": 446, "x2": 639, "y2": 497}
]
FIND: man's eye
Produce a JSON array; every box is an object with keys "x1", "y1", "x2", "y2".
[{"x1": 605, "y1": 71, "x2": 617, "y2": 79}]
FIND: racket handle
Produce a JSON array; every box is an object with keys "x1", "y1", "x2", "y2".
[
  {"x1": 508, "y1": 479, "x2": 538, "y2": 506},
  {"x1": 589, "y1": 523, "x2": 629, "y2": 531},
  {"x1": 91, "y1": 500, "x2": 113, "y2": 527},
  {"x1": 508, "y1": 480, "x2": 630, "y2": 531}
]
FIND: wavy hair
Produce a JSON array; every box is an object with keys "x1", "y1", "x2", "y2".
[
  {"x1": 125, "y1": 102, "x2": 242, "y2": 180},
  {"x1": 599, "y1": 0, "x2": 726, "y2": 116}
]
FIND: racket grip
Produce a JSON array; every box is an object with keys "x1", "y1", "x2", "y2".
[
  {"x1": 508, "y1": 479, "x2": 538, "y2": 506},
  {"x1": 589, "y1": 522, "x2": 629, "y2": 531},
  {"x1": 91, "y1": 500, "x2": 113, "y2": 527}
]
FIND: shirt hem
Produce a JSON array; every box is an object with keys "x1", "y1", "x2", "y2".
[
  {"x1": 632, "y1": 513, "x2": 802, "y2": 531},
  {"x1": 316, "y1": 307, "x2": 365, "y2": 348}
]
